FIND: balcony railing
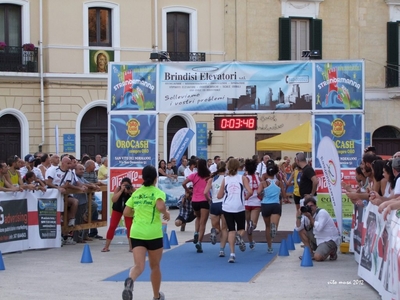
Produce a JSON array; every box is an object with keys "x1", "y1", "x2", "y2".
[
  {"x1": 169, "y1": 52, "x2": 206, "y2": 61},
  {"x1": 0, "y1": 46, "x2": 38, "y2": 73},
  {"x1": 386, "y1": 64, "x2": 399, "y2": 88}
]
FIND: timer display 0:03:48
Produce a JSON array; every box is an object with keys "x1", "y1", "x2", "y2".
[{"x1": 214, "y1": 116, "x2": 257, "y2": 131}]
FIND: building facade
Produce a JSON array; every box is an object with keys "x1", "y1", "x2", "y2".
[{"x1": 0, "y1": 0, "x2": 399, "y2": 162}]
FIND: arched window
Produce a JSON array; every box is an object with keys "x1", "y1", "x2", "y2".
[
  {"x1": 372, "y1": 126, "x2": 400, "y2": 156},
  {"x1": 0, "y1": 114, "x2": 21, "y2": 159}
]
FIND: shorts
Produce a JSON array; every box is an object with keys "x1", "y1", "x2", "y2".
[
  {"x1": 175, "y1": 213, "x2": 196, "y2": 224},
  {"x1": 315, "y1": 239, "x2": 337, "y2": 258},
  {"x1": 192, "y1": 201, "x2": 210, "y2": 211},
  {"x1": 130, "y1": 237, "x2": 163, "y2": 251},
  {"x1": 261, "y1": 203, "x2": 282, "y2": 217},
  {"x1": 293, "y1": 195, "x2": 301, "y2": 205},
  {"x1": 210, "y1": 202, "x2": 223, "y2": 216},
  {"x1": 223, "y1": 210, "x2": 246, "y2": 232},
  {"x1": 245, "y1": 205, "x2": 261, "y2": 211}
]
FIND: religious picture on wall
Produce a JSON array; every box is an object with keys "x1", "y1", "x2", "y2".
[{"x1": 90, "y1": 50, "x2": 114, "y2": 73}]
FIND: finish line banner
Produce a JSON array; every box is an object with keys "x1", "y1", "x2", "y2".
[{"x1": 0, "y1": 189, "x2": 63, "y2": 254}]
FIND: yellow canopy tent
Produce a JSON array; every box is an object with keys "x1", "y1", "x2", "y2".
[{"x1": 256, "y1": 121, "x2": 312, "y2": 152}]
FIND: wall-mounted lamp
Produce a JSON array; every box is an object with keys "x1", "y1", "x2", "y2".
[{"x1": 208, "y1": 130, "x2": 213, "y2": 146}]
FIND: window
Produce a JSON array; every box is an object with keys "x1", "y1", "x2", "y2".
[
  {"x1": 0, "y1": 4, "x2": 21, "y2": 47},
  {"x1": 291, "y1": 19, "x2": 309, "y2": 60},
  {"x1": 88, "y1": 7, "x2": 111, "y2": 47},
  {"x1": 167, "y1": 12, "x2": 189, "y2": 53},
  {"x1": 386, "y1": 22, "x2": 399, "y2": 87},
  {"x1": 279, "y1": 18, "x2": 322, "y2": 61}
]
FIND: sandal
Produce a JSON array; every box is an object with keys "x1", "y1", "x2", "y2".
[
  {"x1": 299, "y1": 255, "x2": 315, "y2": 261},
  {"x1": 329, "y1": 253, "x2": 338, "y2": 261},
  {"x1": 101, "y1": 248, "x2": 110, "y2": 252}
]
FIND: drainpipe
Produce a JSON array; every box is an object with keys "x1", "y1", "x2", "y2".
[
  {"x1": 38, "y1": 0, "x2": 45, "y2": 152},
  {"x1": 154, "y1": 0, "x2": 158, "y2": 52}
]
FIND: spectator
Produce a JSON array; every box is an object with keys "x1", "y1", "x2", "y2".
[
  {"x1": 82, "y1": 159, "x2": 103, "y2": 239},
  {"x1": 170, "y1": 158, "x2": 178, "y2": 175},
  {"x1": 23, "y1": 171, "x2": 46, "y2": 192},
  {"x1": 5, "y1": 155, "x2": 32, "y2": 191},
  {"x1": 209, "y1": 156, "x2": 220, "y2": 173},
  {"x1": 20, "y1": 154, "x2": 35, "y2": 177},
  {"x1": 94, "y1": 154, "x2": 102, "y2": 172},
  {"x1": 256, "y1": 154, "x2": 271, "y2": 179},
  {"x1": 98, "y1": 157, "x2": 108, "y2": 180},
  {"x1": 177, "y1": 158, "x2": 188, "y2": 176},
  {"x1": 0, "y1": 161, "x2": 21, "y2": 192},
  {"x1": 45, "y1": 156, "x2": 78, "y2": 228},
  {"x1": 38, "y1": 153, "x2": 51, "y2": 179},
  {"x1": 158, "y1": 160, "x2": 167, "y2": 176}
]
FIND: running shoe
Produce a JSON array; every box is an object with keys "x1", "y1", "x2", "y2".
[
  {"x1": 271, "y1": 223, "x2": 277, "y2": 239},
  {"x1": 152, "y1": 291, "x2": 165, "y2": 300},
  {"x1": 122, "y1": 277, "x2": 134, "y2": 300},
  {"x1": 195, "y1": 242, "x2": 203, "y2": 253},
  {"x1": 228, "y1": 255, "x2": 236, "y2": 263},
  {"x1": 193, "y1": 232, "x2": 199, "y2": 244},
  {"x1": 219, "y1": 250, "x2": 225, "y2": 257},
  {"x1": 247, "y1": 220, "x2": 254, "y2": 235},
  {"x1": 235, "y1": 234, "x2": 246, "y2": 252},
  {"x1": 249, "y1": 241, "x2": 256, "y2": 250},
  {"x1": 210, "y1": 228, "x2": 217, "y2": 245},
  {"x1": 267, "y1": 247, "x2": 274, "y2": 254}
]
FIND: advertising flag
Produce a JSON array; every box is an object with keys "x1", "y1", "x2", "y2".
[
  {"x1": 169, "y1": 128, "x2": 195, "y2": 163},
  {"x1": 317, "y1": 136, "x2": 343, "y2": 237}
]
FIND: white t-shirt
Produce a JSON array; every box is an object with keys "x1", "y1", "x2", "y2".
[
  {"x1": 393, "y1": 176, "x2": 400, "y2": 196},
  {"x1": 256, "y1": 162, "x2": 267, "y2": 178},
  {"x1": 222, "y1": 174, "x2": 245, "y2": 213},
  {"x1": 209, "y1": 163, "x2": 217, "y2": 173},
  {"x1": 46, "y1": 167, "x2": 71, "y2": 186},
  {"x1": 33, "y1": 167, "x2": 44, "y2": 181}
]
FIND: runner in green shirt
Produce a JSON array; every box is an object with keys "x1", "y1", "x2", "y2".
[{"x1": 122, "y1": 165, "x2": 170, "y2": 300}]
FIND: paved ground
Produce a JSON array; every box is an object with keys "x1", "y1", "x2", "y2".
[{"x1": 0, "y1": 201, "x2": 380, "y2": 300}]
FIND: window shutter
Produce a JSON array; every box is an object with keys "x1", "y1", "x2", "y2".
[
  {"x1": 279, "y1": 18, "x2": 291, "y2": 60},
  {"x1": 310, "y1": 19, "x2": 322, "y2": 58},
  {"x1": 387, "y1": 22, "x2": 399, "y2": 88}
]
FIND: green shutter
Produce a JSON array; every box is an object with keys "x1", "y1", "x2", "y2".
[
  {"x1": 279, "y1": 18, "x2": 291, "y2": 60},
  {"x1": 310, "y1": 19, "x2": 322, "y2": 58},
  {"x1": 387, "y1": 22, "x2": 399, "y2": 87}
]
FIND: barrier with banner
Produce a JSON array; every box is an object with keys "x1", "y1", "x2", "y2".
[
  {"x1": 357, "y1": 204, "x2": 400, "y2": 300},
  {"x1": 0, "y1": 189, "x2": 63, "y2": 254}
]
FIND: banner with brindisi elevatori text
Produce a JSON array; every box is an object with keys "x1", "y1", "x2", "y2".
[{"x1": 0, "y1": 189, "x2": 62, "y2": 254}]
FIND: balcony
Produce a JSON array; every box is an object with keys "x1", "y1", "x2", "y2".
[
  {"x1": 0, "y1": 46, "x2": 38, "y2": 73},
  {"x1": 169, "y1": 52, "x2": 206, "y2": 62},
  {"x1": 150, "y1": 51, "x2": 206, "y2": 62}
]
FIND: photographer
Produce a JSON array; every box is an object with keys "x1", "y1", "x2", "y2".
[
  {"x1": 295, "y1": 196, "x2": 339, "y2": 261},
  {"x1": 101, "y1": 177, "x2": 135, "y2": 252}
]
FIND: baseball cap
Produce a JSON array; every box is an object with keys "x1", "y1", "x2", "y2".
[
  {"x1": 24, "y1": 154, "x2": 34, "y2": 162},
  {"x1": 392, "y1": 157, "x2": 400, "y2": 169}
]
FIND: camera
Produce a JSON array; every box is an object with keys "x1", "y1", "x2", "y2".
[
  {"x1": 124, "y1": 185, "x2": 132, "y2": 190},
  {"x1": 300, "y1": 206, "x2": 312, "y2": 214}
]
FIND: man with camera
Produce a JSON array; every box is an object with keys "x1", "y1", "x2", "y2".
[{"x1": 295, "y1": 196, "x2": 340, "y2": 261}]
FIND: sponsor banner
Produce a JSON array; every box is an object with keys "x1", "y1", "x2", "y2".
[
  {"x1": 109, "y1": 168, "x2": 143, "y2": 192},
  {"x1": 317, "y1": 136, "x2": 343, "y2": 237},
  {"x1": 314, "y1": 114, "x2": 363, "y2": 169},
  {"x1": 110, "y1": 114, "x2": 157, "y2": 167},
  {"x1": 196, "y1": 123, "x2": 208, "y2": 160},
  {"x1": 315, "y1": 61, "x2": 363, "y2": 110},
  {"x1": 357, "y1": 204, "x2": 400, "y2": 300},
  {"x1": 169, "y1": 128, "x2": 195, "y2": 163},
  {"x1": 158, "y1": 176, "x2": 186, "y2": 208},
  {"x1": 0, "y1": 189, "x2": 62, "y2": 254},
  {"x1": 109, "y1": 64, "x2": 157, "y2": 111},
  {"x1": 158, "y1": 62, "x2": 313, "y2": 112}
]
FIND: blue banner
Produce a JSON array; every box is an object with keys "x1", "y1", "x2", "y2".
[
  {"x1": 314, "y1": 114, "x2": 363, "y2": 169},
  {"x1": 196, "y1": 123, "x2": 208, "y2": 160},
  {"x1": 315, "y1": 62, "x2": 363, "y2": 110},
  {"x1": 109, "y1": 64, "x2": 157, "y2": 111},
  {"x1": 110, "y1": 114, "x2": 157, "y2": 167}
]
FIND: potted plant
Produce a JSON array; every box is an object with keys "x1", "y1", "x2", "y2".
[
  {"x1": 0, "y1": 42, "x2": 6, "y2": 50},
  {"x1": 22, "y1": 43, "x2": 35, "y2": 51}
]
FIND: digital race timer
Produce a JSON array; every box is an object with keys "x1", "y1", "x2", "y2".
[{"x1": 214, "y1": 116, "x2": 257, "y2": 131}]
